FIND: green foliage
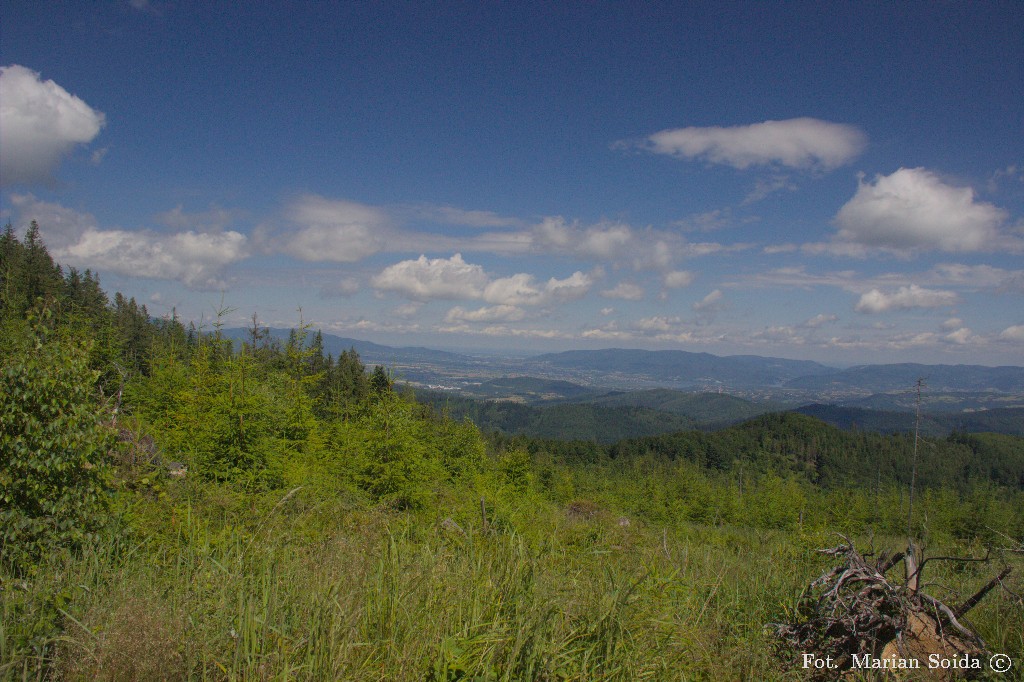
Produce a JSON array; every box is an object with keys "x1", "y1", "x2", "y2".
[
  {"x1": 1, "y1": 222, "x2": 64, "y2": 322},
  {"x1": 370, "y1": 364, "x2": 393, "y2": 395},
  {"x1": 498, "y1": 448, "x2": 533, "y2": 493},
  {"x1": 349, "y1": 392, "x2": 442, "y2": 509},
  {"x1": 2, "y1": 221, "x2": 1022, "y2": 679},
  {"x1": 0, "y1": 318, "x2": 115, "y2": 570}
]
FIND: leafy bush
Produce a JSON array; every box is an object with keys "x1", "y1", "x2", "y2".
[{"x1": 1, "y1": 320, "x2": 115, "y2": 570}]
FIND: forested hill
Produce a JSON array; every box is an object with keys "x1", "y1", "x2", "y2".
[
  {"x1": 417, "y1": 388, "x2": 780, "y2": 442},
  {"x1": 796, "y1": 404, "x2": 1024, "y2": 437},
  {"x1": 502, "y1": 411, "x2": 1024, "y2": 493}
]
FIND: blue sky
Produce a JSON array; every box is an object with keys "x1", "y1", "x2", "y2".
[{"x1": 2, "y1": 1, "x2": 1023, "y2": 365}]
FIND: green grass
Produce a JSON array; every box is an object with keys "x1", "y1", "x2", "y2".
[{"x1": 4, "y1": 483, "x2": 1021, "y2": 681}]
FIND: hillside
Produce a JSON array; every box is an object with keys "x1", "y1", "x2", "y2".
[
  {"x1": 416, "y1": 389, "x2": 697, "y2": 442},
  {"x1": 579, "y1": 388, "x2": 781, "y2": 426},
  {"x1": 797, "y1": 404, "x2": 1024, "y2": 437}
]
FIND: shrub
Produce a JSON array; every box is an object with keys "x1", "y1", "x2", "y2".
[{"x1": 0, "y1": 321, "x2": 115, "y2": 570}]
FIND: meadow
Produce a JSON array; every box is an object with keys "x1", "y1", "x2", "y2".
[{"x1": 2, "y1": 226, "x2": 1022, "y2": 680}]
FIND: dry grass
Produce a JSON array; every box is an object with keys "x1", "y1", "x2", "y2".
[{"x1": 54, "y1": 594, "x2": 184, "y2": 682}]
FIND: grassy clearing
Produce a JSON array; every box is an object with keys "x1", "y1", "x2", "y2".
[{"x1": 4, "y1": 483, "x2": 1021, "y2": 681}]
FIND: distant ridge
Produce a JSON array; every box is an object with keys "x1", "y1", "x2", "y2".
[
  {"x1": 221, "y1": 328, "x2": 477, "y2": 365},
  {"x1": 221, "y1": 329, "x2": 1024, "y2": 398},
  {"x1": 527, "y1": 348, "x2": 836, "y2": 389},
  {"x1": 785, "y1": 363, "x2": 1024, "y2": 393}
]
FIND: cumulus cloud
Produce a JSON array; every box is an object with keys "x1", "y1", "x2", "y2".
[
  {"x1": 693, "y1": 289, "x2": 725, "y2": 313},
  {"x1": 834, "y1": 168, "x2": 1010, "y2": 253},
  {"x1": 372, "y1": 253, "x2": 488, "y2": 300},
  {"x1": 0, "y1": 65, "x2": 106, "y2": 187},
  {"x1": 854, "y1": 285, "x2": 958, "y2": 313},
  {"x1": 533, "y1": 217, "x2": 634, "y2": 260},
  {"x1": 62, "y1": 228, "x2": 248, "y2": 289},
  {"x1": 943, "y1": 327, "x2": 974, "y2": 345},
  {"x1": 998, "y1": 325, "x2": 1024, "y2": 342},
  {"x1": 371, "y1": 253, "x2": 591, "y2": 307},
  {"x1": 279, "y1": 195, "x2": 386, "y2": 262},
  {"x1": 663, "y1": 270, "x2": 696, "y2": 288},
  {"x1": 600, "y1": 282, "x2": 645, "y2": 300},
  {"x1": 9, "y1": 194, "x2": 246, "y2": 288},
  {"x1": 626, "y1": 118, "x2": 866, "y2": 170},
  {"x1": 445, "y1": 305, "x2": 525, "y2": 323},
  {"x1": 484, "y1": 271, "x2": 592, "y2": 306}
]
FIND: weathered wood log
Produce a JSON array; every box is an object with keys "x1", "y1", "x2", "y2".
[
  {"x1": 905, "y1": 542, "x2": 920, "y2": 594},
  {"x1": 955, "y1": 567, "x2": 1012, "y2": 618}
]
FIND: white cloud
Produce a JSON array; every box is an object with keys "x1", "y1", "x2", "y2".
[
  {"x1": 941, "y1": 317, "x2": 964, "y2": 331},
  {"x1": 483, "y1": 271, "x2": 592, "y2": 306},
  {"x1": 154, "y1": 204, "x2": 240, "y2": 232},
  {"x1": 371, "y1": 253, "x2": 591, "y2": 307},
  {"x1": 998, "y1": 325, "x2": 1024, "y2": 342},
  {"x1": 533, "y1": 217, "x2": 633, "y2": 260},
  {"x1": 600, "y1": 282, "x2": 645, "y2": 300},
  {"x1": 391, "y1": 303, "x2": 423, "y2": 318},
  {"x1": 481, "y1": 273, "x2": 545, "y2": 306},
  {"x1": 629, "y1": 118, "x2": 866, "y2": 170},
  {"x1": 465, "y1": 325, "x2": 570, "y2": 340},
  {"x1": 539, "y1": 271, "x2": 592, "y2": 302},
  {"x1": 833, "y1": 168, "x2": 1010, "y2": 253},
  {"x1": 693, "y1": 289, "x2": 725, "y2": 313},
  {"x1": 10, "y1": 194, "x2": 246, "y2": 288},
  {"x1": 663, "y1": 270, "x2": 696, "y2": 288},
  {"x1": 928, "y1": 263, "x2": 1024, "y2": 292},
  {"x1": 672, "y1": 209, "x2": 732, "y2": 233},
  {"x1": 582, "y1": 327, "x2": 635, "y2": 341},
  {"x1": 854, "y1": 285, "x2": 958, "y2": 313},
  {"x1": 0, "y1": 65, "x2": 106, "y2": 186},
  {"x1": 754, "y1": 326, "x2": 807, "y2": 344},
  {"x1": 444, "y1": 305, "x2": 525, "y2": 323},
  {"x1": 280, "y1": 195, "x2": 386, "y2": 262},
  {"x1": 372, "y1": 253, "x2": 488, "y2": 300},
  {"x1": 943, "y1": 327, "x2": 974, "y2": 345},
  {"x1": 635, "y1": 316, "x2": 683, "y2": 332},
  {"x1": 743, "y1": 174, "x2": 798, "y2": 204},
  {"x1": 804, "y1": 313, "x2": 838, "y2": 328},
  {"x1": 63, "y1": 227, "x2": 247, "y2": 289}
]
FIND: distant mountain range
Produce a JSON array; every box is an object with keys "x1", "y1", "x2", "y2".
[
  {"x1": 225, "y1": 327, "x2": 1024, "y2": 400},
  {"x1": 221, "y1": 327, "x2": 1024, "y2": 439},
  {"x1": 526, "y1": 348, "x2": 835, "y2": 389},
  {"x1": 784, "y1": 363, "x2": 1024, "y2": 393}
]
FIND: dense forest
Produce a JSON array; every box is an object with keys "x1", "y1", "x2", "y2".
[{"x1": 2, "y1": 223, "x2": 1022, "y2": 680}]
